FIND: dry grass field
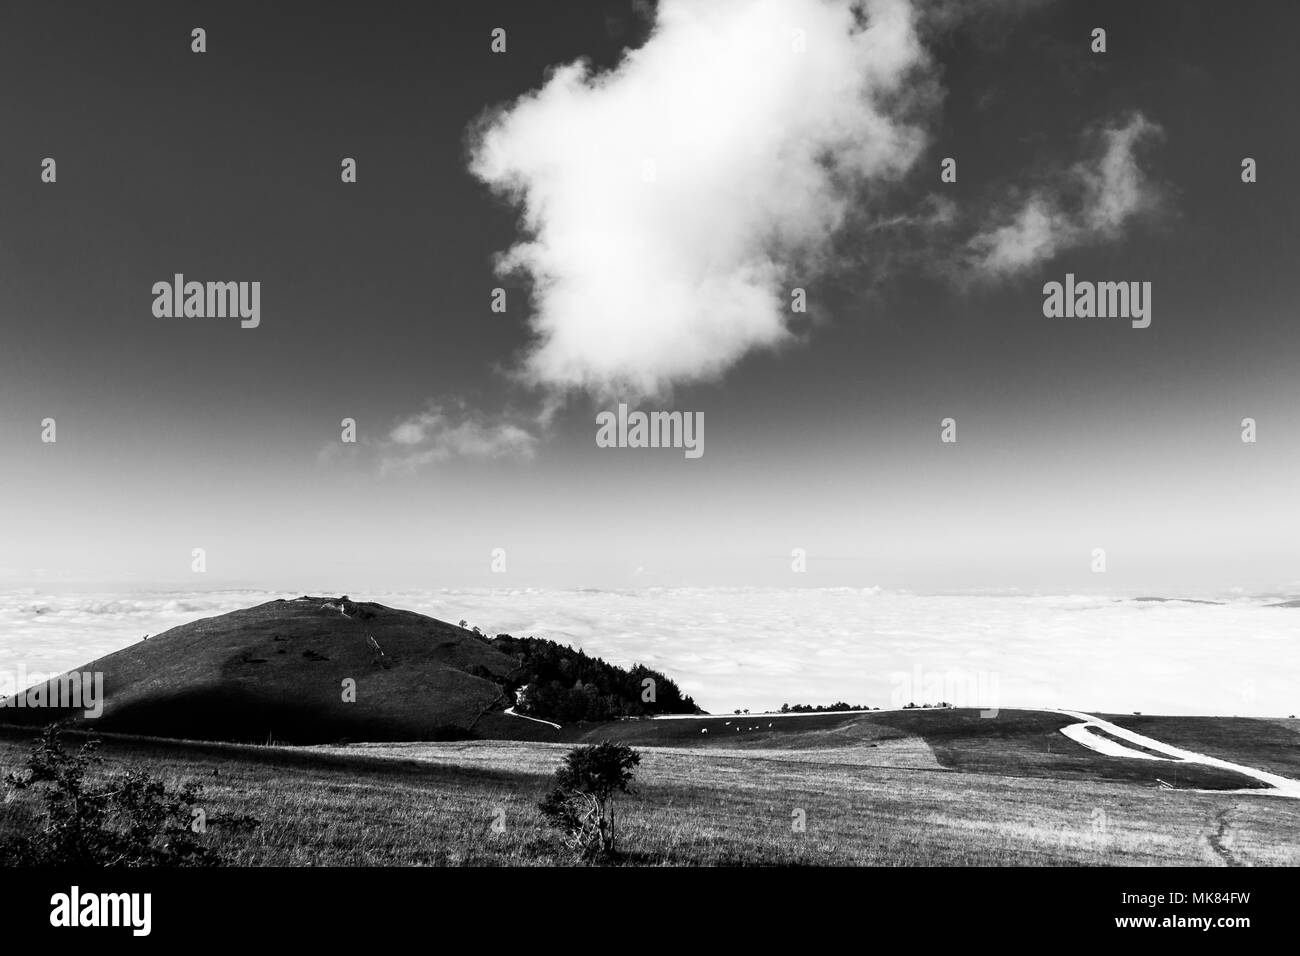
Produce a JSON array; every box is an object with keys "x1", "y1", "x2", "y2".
[{"x1": 3, "y1": 709, "x2": 1296, "y2": 866}]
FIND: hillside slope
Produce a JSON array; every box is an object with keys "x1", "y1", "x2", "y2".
[{"x1": 0, "y1": 596, "x2": 522, "y2": 743}]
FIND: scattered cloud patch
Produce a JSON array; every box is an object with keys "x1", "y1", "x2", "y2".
[
  {"x1": 966, "y1": 112, "x2": 1164, "y2": 278},
  {"x1": 379, "y1": 401, "x2": 540, "y2": 473}
]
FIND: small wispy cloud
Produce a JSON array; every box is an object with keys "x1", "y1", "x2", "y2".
[
  {"x1": 379, "y1": 401, "x2": 540, "y2": 474},
  {"x1": 966, "y1": 112, "x2": 1164, "y2": 278}
]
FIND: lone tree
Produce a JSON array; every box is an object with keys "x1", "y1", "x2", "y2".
[{"x1": 538, "y1": 741, "x2": 640, "y2": 861}]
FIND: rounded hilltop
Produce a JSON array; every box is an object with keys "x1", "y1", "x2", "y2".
[
  {"x1": 0, "y1": 596, "x2": 698, "y2": 746},
  {"x1": 1, "y1": 597, "x2": 520, "y2": 744}
]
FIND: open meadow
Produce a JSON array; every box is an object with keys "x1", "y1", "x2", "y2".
[{"x1": 4, "y1": 709, "x2": 1296, "y2": 866}]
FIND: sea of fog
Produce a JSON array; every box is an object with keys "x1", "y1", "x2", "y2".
[{"x1": 1, "y1": 588, "x2": 1295, "y2": 718}]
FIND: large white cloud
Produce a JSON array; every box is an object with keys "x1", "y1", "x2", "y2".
[{"x1": 470, "y1": 0, "x2": 933, "y2": 398}]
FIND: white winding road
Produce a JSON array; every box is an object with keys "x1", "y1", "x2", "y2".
[
  {"x1": 502, "y1": 706, "x2": 561, "y2": 730},
  {"x1": 1053, "y1": 709, "x2": 1300, "y2": 798}
]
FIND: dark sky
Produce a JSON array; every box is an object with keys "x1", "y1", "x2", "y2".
[{"x1": 1, "y1": 0, "x2": 1297, "y2": 593}]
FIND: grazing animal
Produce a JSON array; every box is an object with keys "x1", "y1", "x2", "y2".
[{"x1": 700, "y1": 728, "x2": 708, "y2": 734}]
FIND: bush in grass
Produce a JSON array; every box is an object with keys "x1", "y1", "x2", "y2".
[
  {"x1": 538, "y1": 741, "x2": 640, "y2": 861},
  {"x1": 0, "y1": 725, "x2": 257, "y2": 866}
]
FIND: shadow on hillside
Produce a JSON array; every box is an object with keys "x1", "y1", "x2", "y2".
[
  {"x1": 0, "y1": 723, "x2": 550, "y2": 790},
  {"x1": 1, "y1": 683, "x2": 481, "y2": 745}
]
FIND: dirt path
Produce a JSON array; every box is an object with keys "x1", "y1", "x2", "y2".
[{"x1": 1205, "y1": 805, "x2": 1242, "y2": 865}]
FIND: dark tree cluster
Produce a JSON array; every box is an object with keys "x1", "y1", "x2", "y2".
[{"x1": 478, "y1": 633, "x2": 698, "y2": 723}]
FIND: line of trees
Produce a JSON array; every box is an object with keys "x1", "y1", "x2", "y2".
[{"x1": 779, "y1": 702, "x2": 877, "y2": 713}]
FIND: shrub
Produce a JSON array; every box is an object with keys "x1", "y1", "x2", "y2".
[
  {"x1": 538, "y1": 741, "x2": 640, "y2": 861},
  {"x1": 0, "y1": 725, "x2": 257, "y2": 866}
]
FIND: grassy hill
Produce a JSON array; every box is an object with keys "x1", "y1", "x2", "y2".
[
  {"x1": 540, "y1": 708, "x2": 1269, "y2": 790},
  {"x1": 0, "y1": 596, "x2": 706, "y2": 745},
  {"x1": 0, "y1": 596, "x2": 522, "y2": 743},
  {"x1": 293, "y1": 700, "x2": 1279, "y2": 794}
]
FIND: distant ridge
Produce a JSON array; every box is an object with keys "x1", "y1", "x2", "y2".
[{"x1": 1131, "y1": 596, "x2": 1226, "y2": 605}]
